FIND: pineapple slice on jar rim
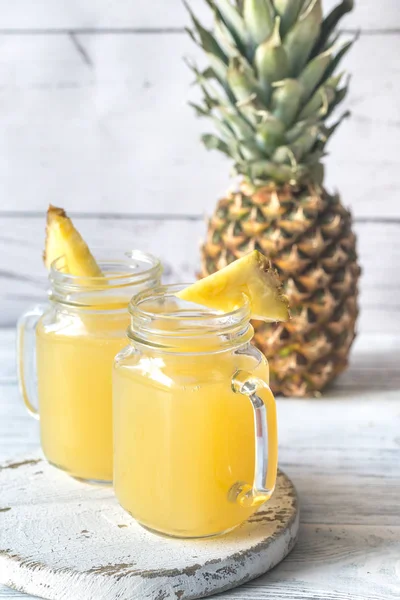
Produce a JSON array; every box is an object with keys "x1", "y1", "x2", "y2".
[
  {"x1": 177, "y1": 251, "x2": 290, "y2": 322},
  {"x1": 44, "y1": 205, "x2": 102, "y2": 277}
]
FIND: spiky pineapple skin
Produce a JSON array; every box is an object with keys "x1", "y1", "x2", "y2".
[{"x1": 201, "y1": 183, "x2": 361, "y2": 397}]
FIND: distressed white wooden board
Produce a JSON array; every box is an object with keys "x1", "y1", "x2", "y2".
[
  {"x1": 1, "y1": 527, "x2": 399, "y2": 600},
  {"x1": 1, "y1": 526, "x2": 399, "y2": 600},
  {"x1": 0, "y1": 216, "x2": 399, "y2": 332},
  {"x1": 0, "y1": 329, "x2": 399, "y2": 600},
  {"x1": 0, "y1": 0, "x2": 398, "y2": 31},
  {"x1": 0, "y1": 458, "x2": 299, "y2": 600},
  {"x1": 0, "y1": 34, "x2": 399, "y2": 218}
]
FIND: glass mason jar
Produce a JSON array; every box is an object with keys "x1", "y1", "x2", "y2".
[
  {"x1": 17, "y1": 250, "x2": 161, "y2": 484},
  {"x1": 113, "y1": 284, "x2": 278, "y2": 538}
]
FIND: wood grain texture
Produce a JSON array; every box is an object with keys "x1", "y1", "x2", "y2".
[
  {"x1": 0, "y1": 216, "x2": 399, "y2": 332},
  {"x1": 0, "y1": 329, "x2": 399, "y2": 600},
  {"x1": 0, "y1": 33, "x2": 398, "y2": 218},
  {"x1": 0, "y1": 0, "x2": 398, "y2": 31}
]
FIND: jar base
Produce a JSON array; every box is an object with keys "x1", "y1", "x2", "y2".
[
  {"x1": 48, "y1": 459, "x2": 112, "y2": 486},
  {"x1": 73, "y1": 475, "x2": 113, "y2": 487},
  {"x1": 135, "y1": 518, "x2": 239, "y2": 540}
]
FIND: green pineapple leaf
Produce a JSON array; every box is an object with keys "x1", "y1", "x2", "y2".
[
  {"x1": 227, "y1": 56, "x2": 264, "y2": 104},
  {"x1": 184, "y1": 2, "x2": 228, "y2": 64},
  {"x1": 204, "y1": 54, "x2": 229, "y2": 83},
  {"x1": 272, "y1": 79, "x2": 303, "y2": 126},
  {"x1": 214, "y1": 17, "x2": 242, "y2": 59},
  {"x1": 298, "y1": 47, "x2": 334, "y2": 102},
  {"x1": 272, "y1": 145, "x2": 297, "y2": 166},
  {"x1": 185, "y1": 26, "x2": 198, "y2": 45},
  {"x1": 212, "y1": 0, "x2": 250, "y2": 57},
  {"x1": 323, "y1": 36, "x2": 358, "y2": 81},
  {"x1": 189, "y1": 102, "x2": 210, "y2": 118},
  {"x1": 218, "y1": 106, "x2": 255, "y2": 139},
  {"x1": 299, "y1": 85, "x2": 335, "y2": 120},
  {"x1": 312, "y1": 0, "x2": 354, "y2": 57},
  {"x1": 285, "y1": 118, "x2": 317, "y2": 143},
  {"x1": 203, "y1": 132, "x2": 245, "y2": 164},
  {"x1": 274, "y1": 0, "x2": 305, "y2": 37},
  {"x1": 326, "y1": 80, "x2": 350, "y2": 118},
  {"x1": 290, "y1": 125, "x2": 320, "y2": 161},
  {"x1": 185, "y1": 0, "x2": 356, "y2": 186},
  {"x1": 298, "y1": 73, "x2": 342, "y2": 120},
  {"x1": 245, "y1": 160, "x2": 306, "y2": 183},
  {"x1": 322, "y1": 110, "x2": 351, "y2": 140},
  {"x1": 243, "y1": 0, "x2": 274, "y2": 46},
  {"x1": 308, "y1": 161, "x2": 324, "y2": 185},
  {"x1": 202, "y1": 134, "x2": 230, "y2": 155},
  {"x1": 284, "y1": 0, "x2": 322, "y2": 76},
  {"x1": 256, "y1": 117, "x2": 286, "y2": 155},
  {"x1": 241, "y1": 140, "x2": 269, "y2": 161},
  {"x1": 255, "y1": 17, "x2": 290, "y2": 98},
  {"x1": 188, "y1": 59, "x2": 237, "y2": 107}
]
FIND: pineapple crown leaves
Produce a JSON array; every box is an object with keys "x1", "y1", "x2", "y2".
[{"x1": 185, "y1": 0, "x2": 357, "y2": 187}]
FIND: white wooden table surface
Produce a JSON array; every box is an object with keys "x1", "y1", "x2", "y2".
[{"x1": 0, "y1": 328, "x2": 399, "y2": 600}]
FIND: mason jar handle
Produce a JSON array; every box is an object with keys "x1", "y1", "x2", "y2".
[
  {"x1": 17, "y1": 304, "x2": 46, "y2": 420},
  {"x1": 231, "y1": 370, "x2": 278, "y2": 508}
]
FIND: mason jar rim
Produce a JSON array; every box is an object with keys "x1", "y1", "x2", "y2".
[
  {"x1": 47, "y1": 249, "x2": 162, "y2": 311},
  {"x1": 129, "y1": 283, "x2": 251, "y2": 322},
  {"x1": 50, "y1": 249, "x2": 162, "y2": 291},
  {"x1": 127, "y1": 283, "x2": 253, "y2": 353}
]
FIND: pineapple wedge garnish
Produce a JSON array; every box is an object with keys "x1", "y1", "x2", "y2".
[
  {"x1": 177, "y1": 251, "x2": 289, "y2": 322},
  {"x1": 44, "y1": 205, "x2": 102, "y2": 277}
]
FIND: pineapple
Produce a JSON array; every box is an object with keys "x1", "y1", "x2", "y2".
[
  {"x1": 44, "y1": 205, "x2": 102, "y2": 277},
  {"x1": 177, "y1": 250, "x2": 289, "y2": 321},
  {"x1": 186, "y1": 0, "x2": 361, "y2": 396}
]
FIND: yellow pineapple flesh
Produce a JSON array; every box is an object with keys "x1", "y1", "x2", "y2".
[
  {"x1": 177, "y1": 250, "x2": 289, "y2": 322},
  {"x1": 44, "y1": 205, "x2": 102, "y2": 277}
]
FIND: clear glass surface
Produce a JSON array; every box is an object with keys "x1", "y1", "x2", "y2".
[
  {"x1": 19, "y1": 250, "x2": 161, "y2": 483},
  {"x1": 113, "y1": 285, "x2": 277, "y2": 538}
]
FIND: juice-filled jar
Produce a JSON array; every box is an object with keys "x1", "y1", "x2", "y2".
[
  {"x1": 113, "y1": 284, "x2": 278, "y2": 538},
  {"x1": 18, "y1": 250, "x2": 161, "y2": 484}
]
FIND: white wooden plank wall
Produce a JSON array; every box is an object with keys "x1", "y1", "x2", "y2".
[
  {"x1": 0, "y1": 216, "x2": 399, "y2": 333},
  {"x1": 0, "y1": 5, "x2": 399, "y2": 216},
  {"x1": 0, "y1": 1, "x2": 399, "y2": 30},
  {"x1": 0, "y1": 0, "x2": 399, "y2": 330}
]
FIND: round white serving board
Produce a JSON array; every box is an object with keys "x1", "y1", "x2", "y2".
[{"x1": 0, "y1": 454, "x2": 299, "y2": 600}]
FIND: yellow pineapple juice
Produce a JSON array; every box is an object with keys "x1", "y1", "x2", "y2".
[
  {"x1": 21, "y1": 251, "x2": 161, "y2": 483},
  {"x1": 113, "y1": 287, "x2": 277, "y2": 538},
  {"x1": 37, "y1": 307, "x2": 129, "y2": 483}
]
